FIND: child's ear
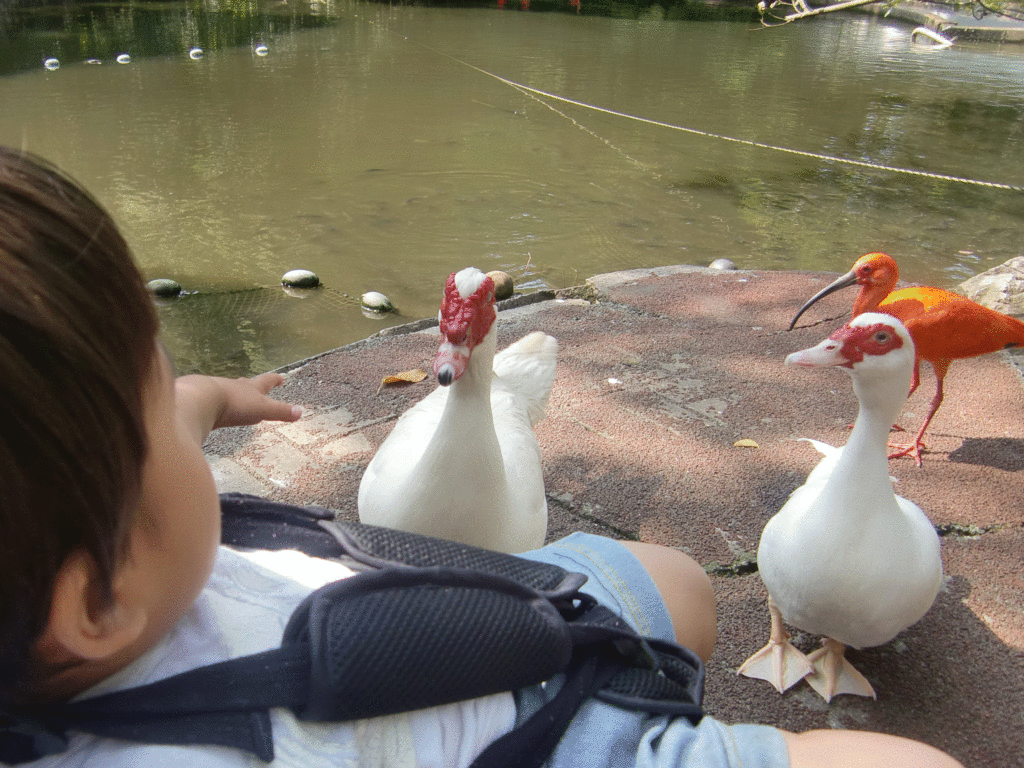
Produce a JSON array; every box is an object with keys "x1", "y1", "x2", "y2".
[{"x1": 46, "y1": 550, "x2": 147, "y2": 661}]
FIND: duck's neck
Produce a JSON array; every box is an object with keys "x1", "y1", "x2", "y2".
[
  {"x1": 417, "y1": 329, "x2": 507, "y2": 527},
  {"x1": 383, "y1": 327, "x2": 509, "y2": 545},
  {"x1": 449, "y1": 330, "x2": 497, "y2": 407},
  {"x1": 426, "y1": 329, "x2": 504, "y2": 485},
  {"x1": 825, "y1": 369, "x2": 909, "y2": 501}
]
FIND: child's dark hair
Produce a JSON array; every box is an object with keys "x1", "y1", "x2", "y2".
[{"x1": 0, "y1": 147, "x2": 158, "y2": 701}]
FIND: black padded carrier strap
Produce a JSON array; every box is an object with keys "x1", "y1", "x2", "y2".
[
  {"x1": 219, "y1": 493, "x2": 586, "y2": 600},
  {"x1": 10, "y1": 566, "x2": 581, "y2": 764}
]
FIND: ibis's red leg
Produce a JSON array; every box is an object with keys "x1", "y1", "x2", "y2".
[
  {"x1": 907, "y1": 358, "x2": 922, "y2": 399},
  {"x1": 889, "y1": 359, "x2": 924, "y2": 434},
  {"x1": 889, "y1": 359, "x2": 951, "y2": 466}
]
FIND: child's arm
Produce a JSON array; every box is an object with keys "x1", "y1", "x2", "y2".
[{"x1": 174, "y1": 372, "x2": 302, "y2": 447}]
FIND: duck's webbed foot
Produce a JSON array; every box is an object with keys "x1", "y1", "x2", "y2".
[
  {"x1": 805, "y1": 638, "x2": 877, "y2": 702},
  {"x1": 738, "y1": 599, "x2": 813, "y2": 693}
]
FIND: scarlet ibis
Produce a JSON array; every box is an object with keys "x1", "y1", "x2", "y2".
[
  {"x1": 789, "y1": 251, "x2": 1024, "y2": 465},
  {"x1": 358, "y1": 267, "x2": 558, "y2": 553},
  {"x1": 739, "y1": 314, "x2": 942, "y2": 701}
]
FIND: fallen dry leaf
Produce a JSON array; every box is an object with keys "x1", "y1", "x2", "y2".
[
  {"x1": 377, "y1": 368, "x2": 429, "y2": 394},
  {"x1": 733, "y1": 438, "x2": 759, "y2": 449}
]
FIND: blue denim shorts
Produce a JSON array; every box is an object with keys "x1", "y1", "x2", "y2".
[{"x1": 518, "y1": 533, "x2": 790, "y2": 768}]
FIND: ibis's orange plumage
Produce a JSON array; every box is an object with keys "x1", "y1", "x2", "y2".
[{"x1": 790, "y1": 252, "x2": 1024, "y2": 465}]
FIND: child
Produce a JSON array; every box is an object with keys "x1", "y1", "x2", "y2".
[{"x1": 0, "y1": 145, "x2": 963, "y2": 768}]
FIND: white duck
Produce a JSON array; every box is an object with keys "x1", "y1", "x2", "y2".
[
  {"x1": 357, "y1": 267, "x2": 558, "y2": 554},
  {"x1": 739, "y1": 313, "x2": 943, "y2": 701}
]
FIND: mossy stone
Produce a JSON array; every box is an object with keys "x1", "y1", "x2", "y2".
[
  {"x1": 361, "y1": 291, "x2": 394, "y2": 313},
  {"x1": 147, "y1": 278, "x2": 182, "y2": 298}
]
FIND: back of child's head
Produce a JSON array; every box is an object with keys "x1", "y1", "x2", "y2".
[{"x1": 0, "y1": 146, "x2": 159, "y2": 702}]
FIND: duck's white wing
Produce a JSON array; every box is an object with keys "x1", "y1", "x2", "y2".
[
  {"x1": 894, "y1": 493, "x2": 945, "y2": 608},
  {"x1": 357, "y1": 385, "x2": 449, "y2": 521},
  {"x1": 492, "y1": 331, "x2": 558, "y2": 426},
  {"x1": 488, "y1": 382, "x2": 548, "y2": 551},
  {"x1": 797, "y1": 438, "x2": 841, "y2": 488}
]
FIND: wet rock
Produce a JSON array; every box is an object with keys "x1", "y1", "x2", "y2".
[
  {"x1": 361, "y1": 290, "x2": 394, "y2": 313},
  {"x1": 281, "y1": 269, "x2": 320, "y2": 289},
  {"x1": 147, "y1": 278, "x2": 182, "y2": 298}
]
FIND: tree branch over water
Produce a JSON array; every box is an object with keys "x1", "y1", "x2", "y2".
[{"x1": 757, "y1": 0, "x2": 1024, "y2": 26}]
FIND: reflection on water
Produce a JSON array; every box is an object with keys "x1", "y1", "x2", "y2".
[
  {"x1": 0, "y1": 0, "x2": 337, "y2": 76},
  {"x1": 2, "y1": 2, "x2": 1023, "y2": 377}
]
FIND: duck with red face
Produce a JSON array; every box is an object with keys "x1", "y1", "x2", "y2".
[
  {"x1": 741, "y1": 313, "x2": 943, "y2": 702},
  {"x1": 358, "y1": 267, "x2": 558, "y2": 554}
]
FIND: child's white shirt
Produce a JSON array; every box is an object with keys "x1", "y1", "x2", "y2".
[{"x1": 30, "y1": 546, "x2": 516, "y2": 768}]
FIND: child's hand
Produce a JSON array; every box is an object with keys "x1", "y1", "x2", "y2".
[
  {"x1": 208, "y1": 372, "x2": 303, "y2": 430},
  {"x1": 175, "y1": 372, "x2": 302, "y2": 445}
]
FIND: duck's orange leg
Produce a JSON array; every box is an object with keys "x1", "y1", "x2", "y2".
[
  {"x1": 738, "y1": 597, "x2": 813, "y2": 693},
  {"x1": 805, "y1": 638, "x2": 876, "y2": 702}
]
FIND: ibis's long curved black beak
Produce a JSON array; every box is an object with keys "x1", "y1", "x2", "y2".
[{"x1": 788, "y1": 269, "x2": 860, "y2": 331}]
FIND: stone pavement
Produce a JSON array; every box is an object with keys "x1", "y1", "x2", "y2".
[{"x1": 204, "y1": 265, "x2": 1024, "y2": 768}]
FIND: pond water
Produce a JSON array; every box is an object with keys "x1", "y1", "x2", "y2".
[{"x1": 2, "y1": 2, "x2": 1023, "y2": 376}]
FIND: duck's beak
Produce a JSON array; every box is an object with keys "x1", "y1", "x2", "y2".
[
  {"x1": 785, "y1": 338, "x2": 849, "y2": 369},
  {"x1": 434, "y1": 341, "x2": 470, "y2": 386},
  {"x1": 788, "y1": 269, "x2": 859, "y2": 331}
]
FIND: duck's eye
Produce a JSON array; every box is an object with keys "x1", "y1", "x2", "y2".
[{"x1": 874, "y1": 331, "x2": 890, "y2": 344}]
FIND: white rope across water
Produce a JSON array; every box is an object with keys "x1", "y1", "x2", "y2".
[{"x1": 422, "y1": 43, "x2": 1024, "y2": 193}]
